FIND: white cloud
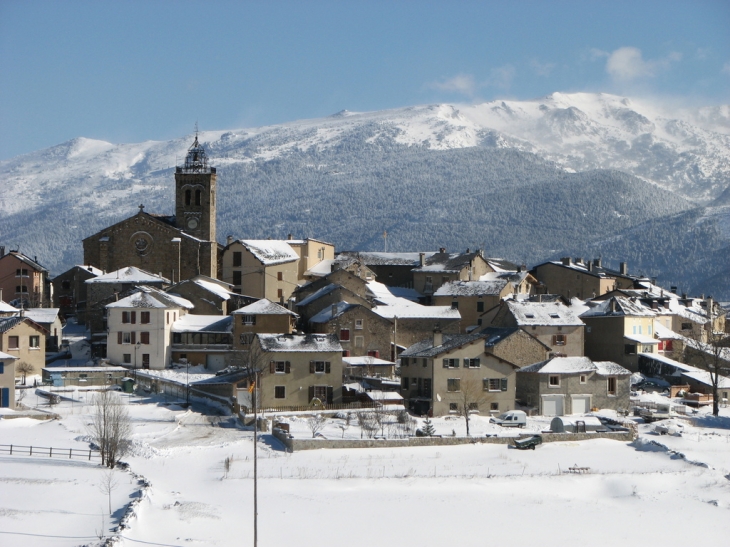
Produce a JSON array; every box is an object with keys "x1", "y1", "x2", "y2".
[
  {"x1": 428, "y1": 74, "x2": 476, "y2": 97},
  {"x1": 605, "y1": 47, "x2": 681, "y2": 82},
  {"x1": 530, "y1": 59, "x2": 555, "y2": 77},
  {"x1": 485, "y1": 65, "x2": 515, "y2": 90}
]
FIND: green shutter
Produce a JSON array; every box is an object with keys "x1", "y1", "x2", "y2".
[{"x1": 501, "y1": 378, "x2": 508, "y2": 391}]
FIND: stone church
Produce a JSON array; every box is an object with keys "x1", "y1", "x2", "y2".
[{"x1": 83, "y1": 135, "x2": 222, "y2": 281}]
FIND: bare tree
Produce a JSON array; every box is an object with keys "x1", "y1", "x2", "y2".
[
  {"x1": 307, "y1": 414, "x2": 326, "y2": 438},
  {"x1": 16, "y1": 361, "x2": 34, "y2": 385},
  {"x1": 457, "y1": 377, "x2": 492, "y2": 437},
  {"x1": 683, "y1": 301, "x2": 730, "y2": 416},
  {"x1": 87, "y1": 391, "x2": 132, "y2": 468},
  {"x1": 98, "y1": 469, "x2": 119, "y2": 515}
]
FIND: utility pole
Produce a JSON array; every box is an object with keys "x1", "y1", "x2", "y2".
[{"x1": 252, "y1": 371, "x2": 258, "y2": 547}]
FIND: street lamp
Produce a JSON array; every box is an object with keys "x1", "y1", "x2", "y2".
[{"x1": 134, "y1": 341, "x2": 141, "y2": 380}]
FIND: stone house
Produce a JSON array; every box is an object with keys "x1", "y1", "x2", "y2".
[
  {"x1": 370, "y1": 300, "x2": 461, "y2": 351},
  {"x1": 581, "y1": 296, "x2": 659, "y2": 372},
  {"x1": 433, "y1": 279, "x2": 514, "y2": 332},
  {"x1": 412, "y1": 249, "x2": 493, "y2": 299},
  {"x1": 0, "y1": 350, "x2": 18, "y2": 408},
  {"x1": 309, "y1": 302, "x2": 393, "y2": 358},
  {"x1": 485, "y1": 300, "x2": 585, "y2": 357},
  {"x1": 295, "y1": 284, "x2": 371, "y2": 326},
  {"x1": 0, "y1": 248, "x2": 50, "y2": 308},
  {"x1": 399, "y1": 331, "x2": 520, "y2": 417},
  {"x1": 51, "y1": 265, "x2": 102, "y2": 321},
  {"x1": 532, "y1": 258, "x2": 623, "y2": 301},
  {"x1": 167, "y1": 275, "x2": 251, "y2": 316},
  {"x1": 336, "y1": 251, "x2": 438, "y2": 288},
  {"x1": 0, "y1": 316, "x2": 48, "y2": 376},
  {"x1": 254, "y1": 333, "x2": 343, "y2": 408},
  {"x1": 170, "y1": 315, "x2": 233, "y2": 371},
  {"x1": 516, "y1": 356, "x2": 631, "y2": 416},
  {"x1": 83, "y1": 136, "x2": 221, "y2": 281},
  {"x1": 42, "y1": 366, "x2": 127, "y2": 387},
  {"x1": 106, "y1": 287, "x2": 193, "y2": 371},
  {"x1": 293, "y1": 268, "x2": 370, "y2": 305},
  {"x1": 480, "y1": 327, "x2": 551, "y2": 368},
  {"x1": 232, "y1": 299, "x2": 298, "y2": 353}
]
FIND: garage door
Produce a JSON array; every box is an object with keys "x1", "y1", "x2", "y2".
[
  {"x1": 542, "y1": 395, "x2": 564, "y2": 417},
  {"x1": 571, "y1": 396, "x2": 591, "y2": 415},
  {"x1": 206, "y1": 354, "x2": 226, "y2": 372}
]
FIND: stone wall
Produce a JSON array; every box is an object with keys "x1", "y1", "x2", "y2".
[{"x1": 272, "y1": 428, "x2": 634, "y2": 452}]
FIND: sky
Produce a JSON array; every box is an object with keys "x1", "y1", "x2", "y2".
[{"x1": 0, "y1": 0, "x2": 728, "y2": 160}]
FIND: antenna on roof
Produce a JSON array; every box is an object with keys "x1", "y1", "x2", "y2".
[
  {"x1": 383, "y1": 231, "x2": 387, "y2": 252},
  {"x1": 194, "y1": 121, "x2": 199, "y2": 139}
]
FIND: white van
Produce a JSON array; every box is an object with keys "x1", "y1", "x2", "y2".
[{"x1": 489, "y1": 410, "x2": 527, "y2": 428}]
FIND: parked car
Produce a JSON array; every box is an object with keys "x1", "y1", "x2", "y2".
[
  {"x1": 490, "y1": 410, "x2": 527, "y2": 428},
  {"x1": 633, "y1": 380, "x2": 668, "y2": 393}
]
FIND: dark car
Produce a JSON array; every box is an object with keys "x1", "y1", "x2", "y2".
[{"x1": 633, "y1": 380, "x2": 668, "y2": 393}]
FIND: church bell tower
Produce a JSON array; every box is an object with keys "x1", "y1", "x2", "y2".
[{"x1": 175, "y1": 132, "x2": 217, "y2": 243}]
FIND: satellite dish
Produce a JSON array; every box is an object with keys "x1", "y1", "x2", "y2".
[{"x1": 436, "y1": 393, "x2": 442, "y2": 402}]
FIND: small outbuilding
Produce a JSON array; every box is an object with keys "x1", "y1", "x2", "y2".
[{"x1": 550, "y1": 416, "x2": 604, "y2": 433}]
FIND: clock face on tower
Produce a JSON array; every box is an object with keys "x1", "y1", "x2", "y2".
[{"x1": 187, "y1": 218, "x2": 199, "y2": 230}]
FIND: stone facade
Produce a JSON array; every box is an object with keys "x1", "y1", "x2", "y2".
[
  {"x1": 413, "y1": 251, "x2": 493, "y2": 298},
  {"x1": 310, "y1": 303, "x2": 393, "y2": 359},
  {"x1": 532, "y1": 260, "x2": 617, "y2": 301},
  {"x1": 167, "y1": 276, "x2": 251, "y2": 316},
  {"x1": 482, "y1": 327, "x2": 551, "y2": 368},
  {"x1": 52, "y1": 265, "x2": 101, "y2": 321}
]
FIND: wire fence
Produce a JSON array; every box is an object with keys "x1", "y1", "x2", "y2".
[{"x1": 0, "y1": 444, "x2": 101, "y2": 461}]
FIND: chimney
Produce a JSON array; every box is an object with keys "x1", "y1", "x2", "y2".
[
  {"x1": 419, "y1": 252, "x2": 425, "y2": 267},
  {"x1": 561, "y1": 257, "x2": 571, "y2": 266},
  {"x1": 620, "y1": 262, "x2": 628, "y2": 275},
  {"x1": 288, "y1": 233, "x2": 293, "y2": 240},
  {"x1": 587, "y1": 262, "x2": 593, "y2": 272},
  {"x1": 651, "y1": 300, "x2": 658, "y2": 310},
  {"x1": 0, "y1": 246, "x2": 4, "y2": 257},
  {"x1": 433, "y1": 328, "x2": 443, "y2": 347},
  {"x1": 226, "y1": 235, "x2": 234, "y2": 245},
  {"x1": 575, "y1": 257, "x2": 583, "y2": 265},
  {"x1": 593, "y1": 258, "x2": 601, "y2": 268},
  {"x1": 439, "y1": 247, "x2": 446, "y2": 254},
  {"x1": 670, "y1": 286, "x2": 677, "y2": 294},
  {"x1": 331, "y1": 303, "x2": 338, "y2": 317},
  {"x1": 466, "y1": 248, "x2": 470, "y2": 254}
]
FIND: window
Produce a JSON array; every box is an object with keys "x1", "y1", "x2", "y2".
[
  {"x1": 122, "y1": 332, "x2": 131, "y2": 344},
  {"x1": 274, "y1": 361, "x2": 287, "y2": 373},
  {"x1": 277, "y1": 271, "x2": 283, "y2": 281},
  {"x1": 402, "y1": 377, "x2": 409, "y2": 390},
  {"x1": 355, "y1": 319, "x2": 363, "y2": 330},
  {"x1": 241, "y1": 315, "x2": 256, "y2": 325},
  {"x1": 425, "y1": 276, "x2": 433, "y2": 283},
  {"x1": 340, "y1": 329, "x2": 350, "y2": 341},
  {"x1": 122, "y1": 311, "x2": 130, "y2": 323},
  {"x1": 468, "y1": 403, "x2": 479, "y2": 412},
  {"x1": 277, "y1": 289, "x2": 283, "y2": 298},
  {"x1": 15, "y1": 286, "x2": 28, "y2": 293},
  {"x1": 185, "y1": 189, "x2": 191, "y2": 205},
  {"x1": 274, "y1": 386, "x2": 286, "y2": 399},
  {"x1": 367, "y1": 350, "x2": 380, "y2": 358},
  {"x1": 423, "y1": 378, "x2": 432, "y2": 397},
  {"x1": 130, "y1": 311, "x2": 136, "y2": 324},
  {"x1": 29, "y1": 336, "x2": 40, "y2": 348},
  {"x1": 233, "y1": 252, "x2": 242, "y2": 267},
  {"x1": 580, "y1": 374, "x2": 587, "y2": 384},
  {"x1": 464, "y1": 358, "x2": 480, "y2": 368},
  {"x1": 476, "y1": 301, "x2": 484, "y2": 313},
  {"x1": 624, "y1": 344, "x2": 637, "y2": 355},
  {"x1": 141, "y1": 312, "x2": 150, "y2": 324},
  {"x1": 442, "y1": 276, "x2": 449, "y2": 284},
  {"x1": 195, "y1": 189, "x2": 202, "y2": 206},
  {"x1": 447, "y1": 378, "x2": 461, "y2": 392},
  {"x1": 142, "y1": 354, "x2": 150, "y2": 368},
  {"x1": 681, "y1": 323, "x2": 692, "y2": 331},
  {"x1": 233, "y1": 271, "x2": 242, "y2": 286},
  {"x1": 484, "y1": 378, "x2": 500, "y2": 391},
  {"x1": 607, "y1": 376, "x2": 617, "y2": 396},
  {"x1": 354, "y1": 336, "x2": 364, "y2": 348},
  {"x1": 140, "y1": 332, "x2": 150, "y2": 345},
  {"x1": 451, "y1": 301, "x2": 459, "y2": 310},
  {"x1": 312, "y1": 385, "x2": 328, "y2": 401},
  {"x1": 240, "y1": 333, "x2": 254, "y2": 345},
  {"x1": 123, "y1": 354, "x2": 131, "y2": 364},
  {"x1": 8, "y1": 336, "x2": 19, "y2": 350},
  {"x1": 449, "y1": 403, "x2": 458, "y2": 412},
  {"x1": 166, "y1": 312, "x2": 170, "y2": 325},
  {"x1": 442, "y1": 358, "x2": 460, "y2": 368},
  {"x1": 16, "y1": 268, "x2": 29, "y2": 277},
  {"x1": 490, "y1": 402, "x2": 499, "y2": 411},
  {"x1": 553, "y1": 334, "x2": 566, "y2": 346},
  {"x1": 549, "y1": 313, "x2": 559, "y2": 319},
  {"x1": 549, "y1": 375, "x2": 560, "y2": 387},
  {"x1": 61, "y1": 280, "x2": 71, "y2": 290},
  {"x1": 310, "y1": 361, "x2": 330, "y2": 373},
  {"x1": 342, "y1": 350, "x2": 350, "y2": 357}
]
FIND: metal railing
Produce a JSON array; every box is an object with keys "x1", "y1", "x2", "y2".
[{"x1": 0, "y1": 444, "x2": 101, "y2": 461}]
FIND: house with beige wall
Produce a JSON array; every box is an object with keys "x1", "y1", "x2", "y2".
[
  {"x1": 412, "y1": 249, "x2": 493, "y2": 299},
  {"x1": 253, "y1": 333, "x2": 343, "y2": 408},
  {"x1": 433, "y1": 279, "x2": 514, "y2": 332},
  {"x1": 481, "y1": 327, "x2": 551, "y2": 368},
  {"x1": 170, "y1": 315, "x2": 233, "y2": 371},
  {"x1": 400, "y1": 331, "x2": 519, "y2": 417},
  {"x1": 232, "y1": 299, "x2": 298, "y2": 352},
  {"x1": 0, "y1": 350, "x2": 18, "y2": 408},
  {"x1": 486, "y1": 300, "x2": 585, "y2": 357},
  {"x1": 0, "y1": 316, "x2": 47, "y2": 375},
  {"x1": 0, "y1": 249, "x2": 50, "y2": 308},
  {"x1": 532, "y1": 258, "x2": 618, "y2": 301}
]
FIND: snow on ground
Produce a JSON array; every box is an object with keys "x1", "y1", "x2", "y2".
[{"x1": 1, "y1": 394, "x2": 730, "y2": 546}]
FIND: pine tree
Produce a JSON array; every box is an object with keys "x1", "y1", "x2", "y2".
[{"x1": 422, "y1": 417, "x2": 436, "y2": 437}]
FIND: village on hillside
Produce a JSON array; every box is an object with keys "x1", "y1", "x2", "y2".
[{"x1": 1, "y1": 136, "x2": 730, "y2": 544}]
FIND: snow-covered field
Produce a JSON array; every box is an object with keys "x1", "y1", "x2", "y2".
[{"x1": 1, "y1": 395, "x2": 729, "y2": 546}]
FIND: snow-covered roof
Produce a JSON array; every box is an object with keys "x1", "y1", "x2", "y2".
[
  {"x1": 372, "y1": 300, "x2": 460, "y2": 320},
  {"x1": 106, "y1": 286, "x2": 193, "y2": 310},
  {"x1": 401, "y1": 333, "x2": 488, "y2": 358},
  {"x1": 70, "y1": 265, "x2": 103, "y2": 276},
  {"x1": 1, "y1": 251, "x2": 48, "y2": 273},
  {"x1": 257, "y1": 333, "x2": 342, "y2": 353},
  {"x1": 654, "y1": 323, "x2": 682, "y2": 340},
  {"x1": 624, "y1": 334, "x2": 658, "y2": 344},
  {"x1": 21, "y1": 308, "x2": 60, "y2": 325},
  {"x1": 42, "y1": 366, "x2": 127, "y2": 372},
  {"x1": 190, "y1": 277, "x2": 236, "y2": 300},
  {"x1": 519, "y1": 356, "x2": 630, "y2": 376},
  {"x1": 304, "y1": 259, "x2": 335, "y2": 277},
  {"x1": 433, "y1": 280, "x2": 508, "y2": 297},
  {"x1": 363, "y1": 390, "x2": 403, "y2": 401},
  {"x1": 413, "y1": 251, "x2": 482, "y2": 273},
  {"x1": 232, "y1": 298, "x2": 298, "y2": 316},
  {"x1": 581, "y1": 296, "x2": 655, "y2": 318},
  {"x1": 309, "y1": 302, "x2": 359, "y2": 323},
  {"x1": 506, "y1": 301, "x2": 583, "y2": 326},
  {"x1": 0, "y1": 300, "x2": 18, "y2": 313},
  {"x1": 86, "y1": 266, "x2": 169, "y2": 285},
  {"x1": 342, "y1": 356, "x2": 395, "y2": 367},
  {"x1": 0, "y1": 351, "x2": 18, "y2": 360},
  {"x1": 239, "y1": 240, "x2": 299, "y2": 265},
  {"x1": 681, "y1": 370, "x2": 730, "y2": 389},
  {"x1": 338, "y1": 251, "x2": 437, "y2": 266},
  {"x1": 638, "y1": 352, "x2": 698, "y2": 372},
  {"x1": 171, "y1": 315, "x2": 232, "y2": 333},
  {"x1": 296, "y1": 284, "x2": 340, "y2": 307}
]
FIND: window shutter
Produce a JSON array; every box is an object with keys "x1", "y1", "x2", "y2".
[
  {"x1": 308, "y1": 386, "x2": 314, "y2": 402},
  {"x1": 131, "y1": 332, "x2": 136, "y2": 344},
  {"x1": 325, "y1": 362, "x2": 331, "y2": 374},
  {"x1": 285, "y1": 361, "x2": 291, "y2": 374},
  {"x1": 327, "y1": 386, "x2": 334, "y2": 404},
  {"x1": 117, "y1": 332, "x2": 122, "y2": 344},
  {"x1": 270, "y1": 361, "x2": 275, "y2": 374},
  {"x1": 310, "y1": 361, "x2": 315, "y2": 374},
  {"x1": 443, "y1": 358, "x2": 448, "y2": 368},
  {"x1": 552, "y1": 335, "x2": 557, "y2": 345},
  {"x1": 131, "y1": 311, "x2": 136, "y2": 324},
  {"x1": 454, "y1": 358, "x2": 460, "y2": 368},
  {"x1": 501, "y1": 378, "x2": 508, "y2": 391},
  {"x1": 474, "y1": 358, "x2": 480, "y2": 368}
]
